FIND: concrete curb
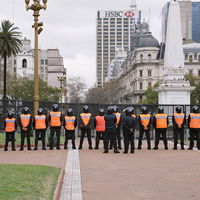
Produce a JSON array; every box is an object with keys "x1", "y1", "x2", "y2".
[{"x1": 54, "y1": 168, "x2": 65, "y2": 200}]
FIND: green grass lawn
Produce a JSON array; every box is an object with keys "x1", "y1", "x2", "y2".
[
  {"x1": 0, "y1": 164, "x2": 61, "y2": 200},
  {"x1": 0, "y1": 132, "x2": 65, "y2": 145}
]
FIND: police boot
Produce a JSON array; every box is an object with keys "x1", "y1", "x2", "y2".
[
  {"x1": 137, "y1": 140, "x2": 142, "y2": 150},
  {"x1": 78, "y1": 145, "x2": 82, "y2": 150},
  {"x1": 147, "y1": 140, "x2": 151, "y2": 150}
]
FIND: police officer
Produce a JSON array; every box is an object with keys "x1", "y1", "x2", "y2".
[
  {"x1": 49, "y1": 104, "x2": 62, "y2": 150},
  {"x1": 129, "y1": 107, "x2": 137, "y2": 120},
  {"x1": 137, "y1": 106, "x2": 151, "y2": 150},
  {"x1": 19, "y1": 107, "x2": 32, "y2": 151},
  {"x1": 4, "y1": 111, "x2": 17, "y2": 151},
  {"x1": 64, "y1": 108, "x2": 77, "y2": 150},
  {"x1": 153, "y1": 106, "x2": 169, "y2": 150},
  {"x1": 123, "y1": 108, "x2": 136, "y2": 154},
  {"x1": 33, "y1": 108, "x2": 48, "y2": 150},
  {"x1": 113, "y1": 105, "x2": 122, "y2": 149},
  {"x1": 94, "y1": 108, "x2": 106, "y2": 149},
  {"x1": 188, "y1": 105, "x2": 200, "y2": 150},
  {"x1": 172, "y1": 106, "x2": 186, "y2": 150},
  {"x1": 79, "y1": 105, "x2": 92, "y2": 150},
  {"x1": 104, "y1": 106, "x2": 120, "y2": 153}
]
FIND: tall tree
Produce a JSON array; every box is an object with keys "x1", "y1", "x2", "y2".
[{"x1": 0, "y1": 20, "x2": 22, "y2": 99}]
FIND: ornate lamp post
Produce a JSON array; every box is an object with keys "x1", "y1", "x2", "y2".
[
  {"x1": 58, "y1": 76, "x2": 66, "y2": 113},
  {"x1": 25, "y1": 0, "x2": 47, "y2": 116}
]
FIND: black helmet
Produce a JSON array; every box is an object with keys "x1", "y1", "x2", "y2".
[
  {"x1": 99, "y1": 108, "x2": 105, "y2": 116},
  {"x1": 141, "y1": 106, "x2": 148, "y2": 114},
  {"x1": 192, "y1": 105, "x2": 199, "y2": 113},
  {"x1": 38, "y1": 108, "x2": 43, "y2": 115},
  {"x1": 129, "y1": 107, "x2": 135, "y2": 115},
  {"x1": 52, "y1": 104, "x2": 59, "y2": 112},
  {"x1": 113, "y1": 105, "x2": 118, "y2": 113},
  {"x1": 125, "y1": 108, "x2": 131, "y2": 116},
  {"x1": 158, "y1": 106, "x2": 164, "y2": 113},
  {"x1": 23, "y1": 107, "x2": 29, "y2": 115},
  {"x1": 107, "y1": 106, "x2": 114, "y2": 114},
  {"x1": 7, "y1": 111, "x2": 13, "y2": 119},
  {"x1": 83, "y1": 105, "x2": 89, "y2": 113},
  {"x1": 67, "y1": 108, "x2": 73, "y2": 116},
  {"x1": 176, "y1": 106, "x2": 182, "y2": 113}
]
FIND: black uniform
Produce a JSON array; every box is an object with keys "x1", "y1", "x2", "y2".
[
  {"x1": 18, "y1": 114, "x2": 32, "y2": 150},
  {"x1": 172, "y1": 113, "x2": 186, "y2": 150},
  {"x1": 123, "y1": 115, "x2": 136, "y2": 153},
  {"x1": 4, "y1": 118, "x2": 17, "y2": 151}
]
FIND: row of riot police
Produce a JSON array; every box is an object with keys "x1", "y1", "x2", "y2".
[{"x1": 3, "y1": 104, "x2": 200, "y2": 152}]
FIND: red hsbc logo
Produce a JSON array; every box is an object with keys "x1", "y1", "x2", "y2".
[{"x1": 125, "y1": 11, "x2": 134, "y2": 17}]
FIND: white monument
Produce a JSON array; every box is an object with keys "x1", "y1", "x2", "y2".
[{"x1": 157, "y1": 0, "x2": 194, "y2": 105}]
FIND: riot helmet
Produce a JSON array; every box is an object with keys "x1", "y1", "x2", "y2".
[
  {"x1": 175, "y1": 106, "x2": 182, "y2": 113},
  {"x1": 113, "y1": 105, "x2": 118, "y2": 113},
  {"x1": 7, "y1": 111, "x2": 13, "y2": 119},
  {"x1": 192, "y1": 105, "x2": 199, "y2": 114},
  {"x1": 129, "y1": 107, "x2": 135, "y2": 115},
  {"x1": 125, "y1": 108, "x2": 131, "y2": 116},
  {"x1": 52, "y1": 104, "x2": 59, "y2": 112},
  {"x1": 23, "y1": 107, "x2": 29, "y2": 115},
  {"x1": 38, "y1": 108, "x2": 43, "y2": 115},
  {"x1": 99, "y1": 108, "x2": 105, "y2": 116},
  {"x1": 141, "y1": 106, "x2": 148, "y2": 114},
  {"x1": 158, "y1": 106, "x2": 164, "y2": 114},
  {"x1": 107, "y1": 106, "x2": 114, "y2": 114},
  {"x1": 83, "y1": 105, "x2": 89, "y2": 113},
  {"x1": 67, "y1": 108, "x2": 73, "y2": 116}
]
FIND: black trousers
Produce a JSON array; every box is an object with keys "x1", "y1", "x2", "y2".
[
  {"x1": 138, "y1": 129, "x2": 151, "y2": 148},
  {"x1": 124, "y1": 134, "x2": 134, "y2": 152},
  {"x1": 5, "y1": 131, "x2": 15, "y2": 150},
  {"x1": 116, "y1": 127, "x2": 121, "y2": 148},
  {"x1": 64, "y1": 130, "x2": 76, "y2": 148},
  {"x1": 21, "y1": 130, "x2": 31, "y2": 149},
  {"x1": 104, "y1": 129, "x2": 117, "y2": 151},
  {"x1": 50, "y1": 128, "x2": 60, "y2": 149},
  {"x1": 35, "y1": 129, "x2": 46, "y2": 149},
  {"x1": 173, "y1": 128, "x2": 184, "y2": 148},
  {"x1": 189, "y1": 130, "x2": 200, "y2": 149},
  {"x1": 79, "y1": 128, "x2": 92, "y2": 147},
  {"x1": 95, "y1": 131, "x2": 105, "y2": 148},
  {"x1": 154, "y1": 129, "x2": 168, "y2": 148}
]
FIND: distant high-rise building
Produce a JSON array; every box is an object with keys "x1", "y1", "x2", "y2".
[
  {"x1": 96, "y1": 9, "x2": 141, "y2": 87},
  {"x1": 162, "y1": 1, "x2": 200, "y2": 43}
]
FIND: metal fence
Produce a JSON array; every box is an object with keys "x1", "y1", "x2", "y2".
[{"x1": 0, "y1": 100, "x2": 198, "y2": 141}]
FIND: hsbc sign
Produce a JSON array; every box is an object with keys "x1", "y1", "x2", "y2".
[{"x1": 104, "y1": 11, "x2": 136, "y2": 18}]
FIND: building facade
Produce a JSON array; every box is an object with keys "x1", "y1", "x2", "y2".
[
  {"x1": 96, "y1": 9, "x2": 141, "y2": 87},
  {"x1": 162, "y1": 1, "x2": 200, "y2": 43}
]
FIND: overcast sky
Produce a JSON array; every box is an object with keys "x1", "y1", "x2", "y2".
[{"x1": 0, "y1": 0, "x2": 197, "y2": 88}]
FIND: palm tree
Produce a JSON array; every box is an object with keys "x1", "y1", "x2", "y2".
[{"x1": 0, "y1": 20, "x2": 22, "y2": 99}]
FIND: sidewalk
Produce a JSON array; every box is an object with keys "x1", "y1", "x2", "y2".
[{"x1": 79, "y1": 139, "x2": 200, "y2": 200}]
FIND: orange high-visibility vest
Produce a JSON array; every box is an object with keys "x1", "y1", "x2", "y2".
[
  {"x1": 114, "y1": 112, "x2": 121, "y2": 125},
  {"x1": 50, "y1": 111, "x2": 61, "y2": 127},
  {"x1": 5, "y1": 118, "x2": 15, "y2": 132},
  {"x1": 20, "y1": 114, "x2": 31, "y2": 128},
  {"x1": 80, "y1": 113, "x2": 91, "y2": 126},
  {"x1": 155, "y1": 113, "x2": 168, "y2": 129},
  {"x1": 95, "y1": 116, "x2": 105, "y2": 132},
  {"x1": 189, "y1": 113, "x2": 200, "y2": 129},
  {"x1": 35, "y1": 115, "x2": 46, "y2": 129},
  {"x1": 173, "y1": 113, "x2": 185, "y2": 126},
  {"x1": 65, "y1": 116, "x2": 76, "y2": 130},
  {"x1": 140, "y1": 114, "x2": 151, "y2": 128},
  {"x1": 132, "y1": 114, "x2": 136, "y2": 119}
]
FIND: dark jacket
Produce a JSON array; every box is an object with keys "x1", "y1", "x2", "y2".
[
  {"x1": 33, "y1": 115, "x2": 48, "y2": 130},
  {"x1": 79, "y1": 113, "x2": 92, "y2": 129},
  {"x1": 63, "y1": 116, "x2": 77, "y2": 129},
  {"x1": 172, "y1": 113, "x2": 186, "y2": 129},
  {"x1": 153, "y1": 115, "x2": 169, "y2": 131},
  {"x1": 123, "y1": 115, "x2": 136, "y2": 135},
  {"x1": 18, "y1": 114, "x2": 32, "y2": 131},
  {"x1": 188, "y1": 114, "x2": 200, "y2": 131},
  {"x1": 49, "y1": 112, "x2": 62, "y2": 129},
  {"x1": 4, "y1": 118, "x2": 17, "y2": 131},
  {"x1": 138, "y1": 115, "x2": 152, "y2": 130},
  {"x1": 104, "y1": 114, "x2": 117, "y2": 132}
]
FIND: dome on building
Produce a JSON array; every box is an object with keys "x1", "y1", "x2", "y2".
[{"x1": 138, "y1": 32, "x2": 159, "y2": 48}]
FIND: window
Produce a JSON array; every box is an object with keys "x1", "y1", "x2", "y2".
[
  {"x1": 41, "y1": 59, "x2": 44, "y2": 65},
  {"x1": 140, "y1": 95, "x2": 143, "y2": 100},
  {"x1": 148, "y1": 54, "x2": 151, "y2": 62},
  {"x1": 189, "y1": 55, "x2": 193, "y2": 63},
  {"x1": 14, "y1": 67, "x2": 16, "y2": 73},
  {"x1": 198, "y1": 55, "x2": 200, "y2": 62},
  {"x1": 148, "y1": 82, "x2": 152, "y2": 87},
  {"x1": 14, "y1": 60, "x2": 16, "y2": 65},
  {"x1": 140, "y1": 82, "x2": 143, "y2": 90},
  {"x1": 198, "y1": 70, "x2": 200, "y2": 76},
  {"x1": 22, "y1": 59, "x2": 27, "y2": 68},
  {"x1": 148, "y1": 70, "x2": 152, "y2": 77},
  {"x1": 40, "y1": 67, "x2": 44, "y2": 72},
  {"x1": 140, "y1": 70, "x2": 143, "y2": 77},
  {"x1": 189, "y1": 70, "x2": 193, "y2": 75},
  {"x1": 140, "y1": 54, "x2": 143, "y2": 63}
]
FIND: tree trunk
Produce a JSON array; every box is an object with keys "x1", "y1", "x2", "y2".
[{"x1": 3, "y1": 55, "x2": 7, "y2": 99}]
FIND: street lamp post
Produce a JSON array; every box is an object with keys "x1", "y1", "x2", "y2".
[
  {"x1": 25, "y1": 0, "x2": 47, "y2": 116},
  {"x1": 57, "y1": 76, "x2": 66, "y2": 113}
]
